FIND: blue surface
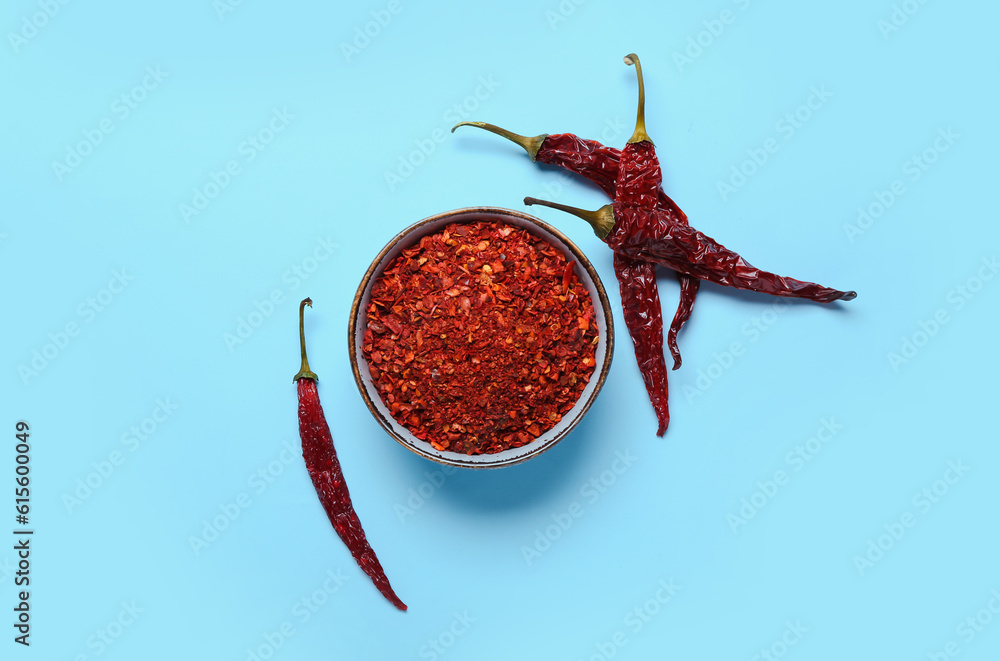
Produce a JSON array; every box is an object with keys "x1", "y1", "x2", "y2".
[{"x1": 3, "y1": 1, "x2": 999, "y2": 659}]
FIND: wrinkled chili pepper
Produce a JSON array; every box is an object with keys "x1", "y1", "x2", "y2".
[
  {"x1": 613, "y1": 251, "x2": 670, "y2": 433},
  {"x1": 522, "y1": 199, "x2": 857, "y2": 303},
  {"x1": 608, "y1": 53, "x2": 672, "y2": 433},
  {"x1": 613, "y1": 54, "x2": 700, "y2": 374},
  {"x1": 294, "y1": 298, "x2": 407, "y2": 611}
]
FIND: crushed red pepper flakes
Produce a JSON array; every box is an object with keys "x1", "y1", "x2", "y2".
[{"x1": 362, "y1": 220, "x2": 599, "y2": 455}]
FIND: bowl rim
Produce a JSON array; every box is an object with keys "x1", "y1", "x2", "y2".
[{"x1": 348, "y1": 206, "x2": 614, "y2": 468}]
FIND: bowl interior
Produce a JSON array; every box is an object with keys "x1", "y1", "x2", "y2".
[{"x1": 349, "y1": 207, "x2": 613, "y2": 468}]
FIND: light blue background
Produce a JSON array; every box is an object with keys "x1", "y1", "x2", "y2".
[{"x1": 3, "y1": 1, "x2": 999, "y2": 659}]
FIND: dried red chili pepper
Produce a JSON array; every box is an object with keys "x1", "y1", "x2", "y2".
[
  {"x1": 457, "y1": 54, "x2": 854, "y2": 433},
  {"x1": 607, "y1": 53, "x2": 673, "y2": 433},
  {"x1": 450, "y1": 123, "x2": 698, "y2": 371},
  {"x1": 361, "y1": 221, "x2": 598, "y2": 455},
  {"x1": 522, "y1": 199, "x2": 857, "y2": 303},
  {"x1": 294, "y1": 298, "x2": 407, "y2": 611},
  {"x1": 613, "y1": 252, "x2": 670, "y2": 433}
]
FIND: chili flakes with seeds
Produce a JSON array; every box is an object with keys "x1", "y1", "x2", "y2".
[{"x1": 361, "y1": 220, "x2": 599, "y2": 455}]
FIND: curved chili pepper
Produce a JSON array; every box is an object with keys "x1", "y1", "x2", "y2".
[
  {"x1": 666, "y1": 277, "x2": 698, "y2": 370},
  {"x1": 450, "y1": 124, "x2": 697, "y2": 371},
  {"x1": 294, "y1": 298, "x2": 407, "y2": 611},
  {"x1": 522, "y1": 199, "x2": 857, "y2": 303},
  {"x1": 613, "y1": 252, "x2": 669, "y2": 434}
]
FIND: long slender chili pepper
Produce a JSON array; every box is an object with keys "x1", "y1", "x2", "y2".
[
  {"x1": 613, "y1": 252, "x2": 670, "y2": 433},
  {"x1": 450, "y1": 123, "x2": 698, "y2": 371},
  {"x1": 609, "y1": 53, "x2": 671, "y2": 432},
  {"x1": 294, "y1": 298, "x2": 407, "y2": 611},
  {"x1": 523, "y1": 199, "x2": 857, "y2": 303},
  {"x1": 615, "y1": 54, "x2": 700, "y2": 373}
]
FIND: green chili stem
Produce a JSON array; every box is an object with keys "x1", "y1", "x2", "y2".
[
  {"x1": 523, "y1": 197, "x2": 616, "y2": 241},
  {"x1": 293, "y1": 298, "x2": 318, "y2": 382},
  {"x1": 624, "y1": 53, "x2": 652, "y2": 145},
  {"x1": 451, "y1": 121, "x2": 548, "y2": 162}
]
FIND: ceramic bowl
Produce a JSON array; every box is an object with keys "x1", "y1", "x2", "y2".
[{"x1": 348, "y1": 207, "x2": 614, "y2": 468}]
